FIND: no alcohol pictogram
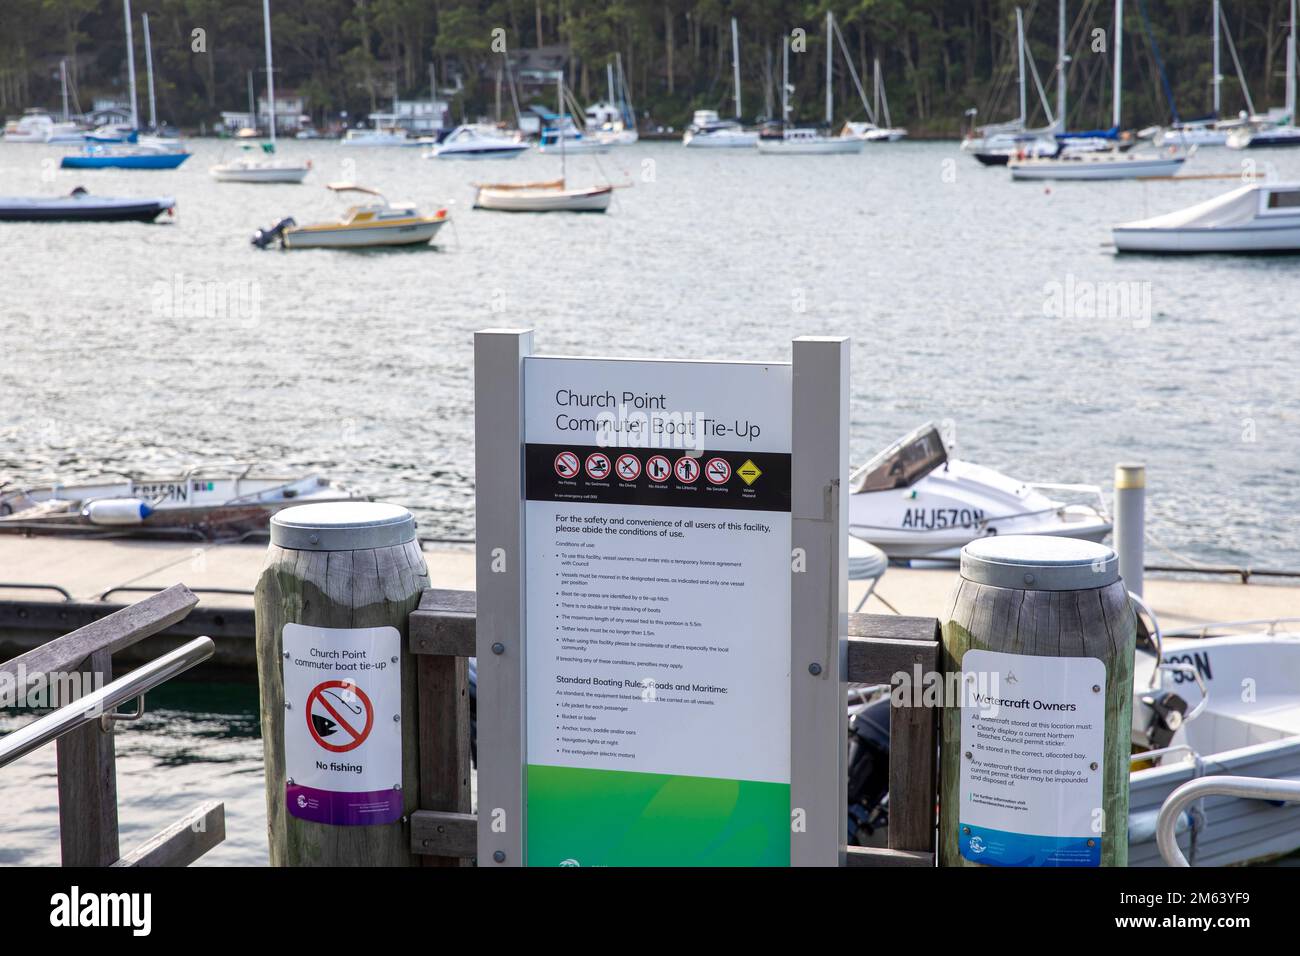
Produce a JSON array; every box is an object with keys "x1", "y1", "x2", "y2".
[
  {"x1": 585, "y1": 452, "x2": 612, "y2": 480},
  {"x1": 646, "y1": 455, "x2": 671, "y2": 482},
  {"x1": 306, "y1": 680, "x2": 375, "y2": 754},
  {"x1": 615, "y1": 453, "x2": 641, "y2": 481},
  {"x1": 705, "y1": 457, "x2": 732, "y2": 484},
  {"x1": 554, "y1": 451, "x2": 580, "y2": 479},
  {"x1": 674, "y1": 456, "x2": 700, "y2": 483}
]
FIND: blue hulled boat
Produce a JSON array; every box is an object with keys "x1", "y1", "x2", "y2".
[{"x1": 61, "y1": 142, "x2": 190, "y2": 170}]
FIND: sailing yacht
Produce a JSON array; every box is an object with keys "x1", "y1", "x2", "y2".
[
  {"x1": 1227, "y1": 0, "x2": 1300, "y2": 148},
  {"x1": 963, "y1": 7, "x2": 1062, "y2": 164},
  {"x1": 683, "y1": 19, "x2": 759, "y2": 148},
  {"x1": 210, "y1": 1, "x2": 310, "y2": 183},
  {"x1": 841, "y1": 58, "x2": 908, "y2": 142},
  {"x1": 758, "y1": 14, "x2": 865, "y2": 155},
  {"x1": 587, "y1": 55, "x2": 638, "y2": 146},
  {"x1": 1155, "y1": 1, "x2": 1251, "y2": 147},
  {"x1": 1008, "y1": 0, "x2": 1189, "y2": 180}
]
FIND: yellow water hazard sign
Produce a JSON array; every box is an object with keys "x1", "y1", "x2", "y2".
[{"x1": 736, "y1": 459, "x2": 763, "y2": 486}]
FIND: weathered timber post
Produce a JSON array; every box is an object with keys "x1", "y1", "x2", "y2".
[
  {"x1": 939, "y1": 535, "x2": 1135, "y2": 867},
  {"x1": 256, "y1": 502, "x2": 429, "y2": 866}
]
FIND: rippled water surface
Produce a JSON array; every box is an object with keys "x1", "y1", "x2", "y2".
[{"x1": 1, "y1": 137, "x2": 1298, "y2": 865}]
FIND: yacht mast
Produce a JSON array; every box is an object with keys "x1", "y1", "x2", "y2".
[
  {"x1": 1288, "y1": 0, "x2": 1297, "y2": 123},
  {"x1": 263, "y1": 0, "x2": 277, "y2": 146},
  {"x1": 124, "y1": 0, "x2": 139, "y2": 130},
  {"x1": 143, "y1": 13, "x2": 156, "y2": 130},
  {"x1": 1212, "y1": 0, "x2": 1221, "y2": 116},
  {"x1": 1017, "y1": 8, "x2": 1027, "y2": 126},
  {"x1": 825, "y1": 11, "x2": 834, "y2": 125},
  {"x1": 60, "y1": 60, "x2": 70, "y2": 123},
  {"x1": 1112, "y1": 0, "x2": 1124, "y2": 130},
  {"x1": 1057, "y1": 0, "x2": 1068, "y2": 130},
  {"x1": 731, "y1": 17, "x2": 742, "y2": 119}
]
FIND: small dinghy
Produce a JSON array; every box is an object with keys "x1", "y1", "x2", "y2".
[
  {"x1": 472, "y1": 178, "x2": 613, "y2": 213},
  {"x1": 211, "y1": 156, "x2": 311, "y2": 183},
  {"x1": 0, "y1": 466, "x2": 366, "y2": 540},
  {"x1": 848, "y1": 423, "x2": 1111, "y2": 560},
  {"x1": 1128, "y1": 607, "x2": 1300, "y2": 866},
  {"x1": 252, "y1": 183, "x2": 448, "y2": 249},
  {"x1": 1113, "y1": 182, "x2": 1300, "y2": 254},
  {"x1": 0, "y1": 187, "x2": 174, "y2": 222}
]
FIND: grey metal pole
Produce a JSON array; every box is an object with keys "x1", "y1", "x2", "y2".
[
  {"x1": 474, "y1": 329, "x2": 533, "y2": 867},
  {"x1": 790, "y1": 335, "x2": 849, "y2": 866},
  {"x1": 1114, "y1": 463, "x2": 1146, "y2": 597}
]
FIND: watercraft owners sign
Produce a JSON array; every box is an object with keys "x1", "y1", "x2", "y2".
[
  {"x1": 523, "y1": 357, "x2": 792, "y2": 866},
  {"x1": 283, "y1": 623, "x2": 403, "y2": 826},
  {"x1": 958, "y1": 649, "x2": 1106, "y2": 866}
]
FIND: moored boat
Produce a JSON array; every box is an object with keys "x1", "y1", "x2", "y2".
[
  {"x1": 1009, "y1": 147, "x2": 1186, "y2": 180},
  {"x1": 1113, "y1": 182, "x2": 1300, "y2": 254},
  {"x1": 472, "y1": 179, "x2": 613, "y2": 213},
  {"x1": 0, "y1": 187, "x2": 174, "y2": 222},
  {"x1": 252, "y1": 183, "x2": 448, "y2": 249},
  {"x1": 682, "y1": 110, "x2": 758, "y2": 148},
  {"x1": 61, "y1": 142, "x2": 190, "y2": 170},
  {"x1": 424, "y1": 124, "x2": 529, "y2": 159}
]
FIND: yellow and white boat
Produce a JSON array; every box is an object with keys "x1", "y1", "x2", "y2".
[{"x1": 252, "y1": 183, "x2": 448, "y2": 249}]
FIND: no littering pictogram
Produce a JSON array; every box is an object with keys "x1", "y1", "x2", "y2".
[
  {"x1": 585, "y1": 452, "x2": 612, "y2": 480},
  {"x1": 555, "y1": 451, "x2": 580, "y2": 479},
  {"x1": 306, "y1": 680, "x2": 375, "y2": 753},
  {"x1": 674, "y1": 456, "x2": 700, "y2": 483},
  {"x1": 705, "y1": 457, "x2": 732, "y2": 484},
  {"x1": 615, "y1": 453, "x2": 641, "y2": 481},
  {"x1": 646, "y1": 455, "x2": 671, "y2": 482}
]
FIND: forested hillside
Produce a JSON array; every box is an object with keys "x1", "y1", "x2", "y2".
[{"x1": 0, "y1": 1, "x2": 1293, "y2": 135}]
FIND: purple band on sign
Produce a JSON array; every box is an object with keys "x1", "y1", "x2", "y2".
[{"x1": 287, "y1": 784, "x2": 403, "y2": 826}]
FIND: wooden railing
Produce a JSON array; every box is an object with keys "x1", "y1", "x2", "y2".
[
  {"x1": 405, "y1": 588, "x2": 940, "y2": 867},
  {"x1": 0, "y1": 584, "x2": 226, "y2": 867}
]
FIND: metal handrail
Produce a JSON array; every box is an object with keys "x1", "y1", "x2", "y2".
[
  {"x1": 1157, "y1": 775, "x2": 1300, "y2": 867},
  {"x1": 1165, "y1": 617, "x2": 1300, "y2": 638},
  {"x1": 0, "y1": 582, "x2": 74, "y2": 601},
  {"x1": 0, "y1": 636, "x2": 214, "y2": 770},
  {"x1": 97, "y1": 585, "x2": 253, "y2": 602}
]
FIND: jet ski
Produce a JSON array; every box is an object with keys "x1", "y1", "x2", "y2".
[{"x1": 848, "y1": 423, "x2": 1111, "y2": 561}]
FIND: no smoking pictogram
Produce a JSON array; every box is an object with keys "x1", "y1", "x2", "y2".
[
  {"x1": 585, "y1": 452, "x2": 611, "y2": 479},
  {"x1": 705, "y1": 457, "x2": 732, "y2": 484},
  {"x1": 306, "y1": 680, "x2": 375, "y2": 753},
  {"x1": 646, "y1": 455, "x2": 671, "y2": 482},
  {"x1": 555, "y1": 451, "x2": 580, "y2": 479},
  {"x1": 674, "y1": 456, "x2": 700, "y2": 483},
  {"x1": 615, "y1": 453, "x2": 641, "y2": 481}
]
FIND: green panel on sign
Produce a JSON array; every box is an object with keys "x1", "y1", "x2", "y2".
[{"x1": 526, "y1": 764, "x2": 790, "y2": 866}]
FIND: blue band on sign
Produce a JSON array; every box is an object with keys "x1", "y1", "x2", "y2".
[{"x1": 959, "y1": 823, "x2": 1101, "y2": 867}]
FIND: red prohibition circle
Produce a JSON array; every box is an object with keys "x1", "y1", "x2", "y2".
[
  {"x1": 585, "y1": 452, "x2": 611, "y2": 479},
  {"x1": 705, "y1": 457, "x2": 732, "y2": 484},
  {"x1": 646, "y1": 455, "x2": 671, "y2": 482},
  {"x1": 306, "y1": 679, "x2": 375, "y2": 753},
  {"x1": 674, "y1": 456, "x2": 700, "y2": 483},
  {"x1": 554, "y1": 451, "x2": 580, "y2": 478},
  {"x1": 615, "y1": 453, "x2": 641, "y2": 481}
]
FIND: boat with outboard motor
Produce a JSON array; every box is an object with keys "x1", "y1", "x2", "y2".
[
  {"x1": 0, "y1": 466, "x2": 365, "y2": 540},
  {"x1": 848, "y1": 423, "x2": 1111, "y2": 560},
  {"x1": 1113, "y1": 181, "x2": 1300, "y2": 253},
  {"x1": 252, "y1": 183, "x2": 448, "y2": 249},
  {"x1": 0, "y1": 187, "x2": 174, "y2": 222}
]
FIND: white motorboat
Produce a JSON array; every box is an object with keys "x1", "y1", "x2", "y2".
[
  {"x1": 683, "y1": 110, "x2": 758, "y2": 148},
  {"x1": 424, "y1": 124, "x2": 529, "y2": 159},
  {"x1": 1113, "y1": 182, "x2": 1300, "y2": 254},
  {"x1": 473, "y1": 179, "x2": 613, "y2": 213},
  {"x1": 847, "y1": 423, "x2": 1111, "y2": 561},
  {"x1": 840, "y1": 58, "x2": 908, "y2": 142},
  {"x1": 1009, "y1": 146, "x2": 1187, "y2": 180},
  {"x1": 341, "y1": 127, "x2": 423, "y2": 147},
  {"x1": 209, "y1": 1, "x2": 310, "y2": 184},
  {"x1": 252, "y1": 183, "x2": 449, "y2": 249},
  {"x1": 842, "y1": 121, "x2": 907, "y2": 143},
  {"x1": 2, "y1": 110, "x2": 75, "y2": 143},
  {"x1": 759, "y1": 13, "x2": 867, "y2": 156},
  {"x1": 0, "y1": 466, "x2": 364, "y2": 540},
  {"x1": 536, "y1": 118, "x2": 609, "y2": 155},
  {"x1": 1128, "y1": 608, "x2": 1300, "y2": 866}
]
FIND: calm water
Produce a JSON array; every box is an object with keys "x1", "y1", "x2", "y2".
[{"x1": 2, "y1": 138, "x2": 1299, "y2": 864}]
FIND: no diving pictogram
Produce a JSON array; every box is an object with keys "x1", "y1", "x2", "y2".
[
  {"x1": 705, "y1": 457, "x2": 732, "y2": 484},
  {"x1": 674, "y1": 456, "x2": 700, "y2": 483},
  {"x1": 615, "y1": 453, "x2": 641, "y2": 481},
  {"x1": 585, "y1": 452, "x2": 611, "y2": 480},
  {"x1": 646, "y1": 455, "x2": 671, "y2": 482},
  {"x1": 555, "y1": 451, "x2": 580, "y2": 479},
  {"x1": 306, "y1": 680, "x2": 374, "y2": 753}
]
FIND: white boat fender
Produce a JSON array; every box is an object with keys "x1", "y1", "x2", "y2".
[
  {"x1": 1127, "y1": 806, "x2": 1192, "y2": 845},
  {"x1": 83, "y1": 498, "x2": 154, "y2": 525}
]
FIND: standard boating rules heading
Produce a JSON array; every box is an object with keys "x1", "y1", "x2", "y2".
[{"x1": 522, "y1": 357, "x2": 793, "y2": 866}]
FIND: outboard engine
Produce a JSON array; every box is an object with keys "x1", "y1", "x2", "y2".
[
  {"x1": 847, "y1": 695, "x2": 891, "y2": 845},
  {"x1": 1137, "y1": 689, "x2": 1189, "y2": 750},
  {"x1": 251, "y1": 216, "x2": 296, "y2": 249}
]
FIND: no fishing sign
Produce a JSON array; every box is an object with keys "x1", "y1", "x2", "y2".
[{"x1": 282, "y1": 623, "x2": 403, "y2": 826}]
